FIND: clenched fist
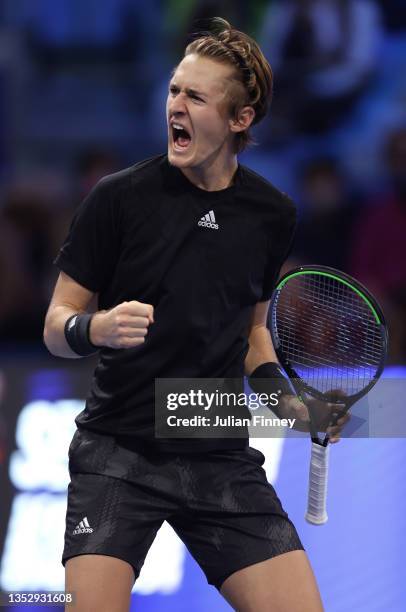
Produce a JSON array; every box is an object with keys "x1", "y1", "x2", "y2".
[{"x1": 89, "y1": 300, "x2": 154, "y2": 349}]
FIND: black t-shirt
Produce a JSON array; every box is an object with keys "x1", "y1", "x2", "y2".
[{"x1": 55, "y1": 154, "x2": 296, "y2": 452}]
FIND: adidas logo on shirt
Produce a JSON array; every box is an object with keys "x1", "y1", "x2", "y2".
[
  {"x1": 73, "y1": 516, "x2": 94, "y2": 535},
  {"x1": 198, "y1": 210, "x2": 219, "y2": 230}
]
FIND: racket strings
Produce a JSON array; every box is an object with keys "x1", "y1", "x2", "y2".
[
  {"x1": 275, "y1": 274, "x2": 383, "y2": 395},
  {"x1": 281, "y1": 310, "x2": 382, "y2": 364}
]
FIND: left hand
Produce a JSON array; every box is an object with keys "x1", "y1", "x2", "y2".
[{"x1": 277, "y1": 393, "x2": 350, "y2": 443}]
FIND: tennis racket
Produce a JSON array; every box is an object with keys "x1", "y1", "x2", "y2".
[{"x1": 269, "y1": 265, "x2": 388, "y2": 524}]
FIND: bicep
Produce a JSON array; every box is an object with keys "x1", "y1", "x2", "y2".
[
  {"x1": 250, "y1": 300, "x2": 270, "y2": 330},
  {"x1": 245, "y1": 301, "x2": 279, "y2": 374},
  {"x1": 47, "y1": 271, "x2": 97, "y2": 315}
]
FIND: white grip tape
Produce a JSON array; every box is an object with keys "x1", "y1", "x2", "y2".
[{"x1": 305, "y1": 442, "x2": 330, "y2": 525}]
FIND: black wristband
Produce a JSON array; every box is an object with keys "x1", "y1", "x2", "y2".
[
  {"x1": 64, "y1": 313, "x2": 98, "y2": 357},
  {"x1": 248, "y1": 362, "x2": 295, "y2": 398}
]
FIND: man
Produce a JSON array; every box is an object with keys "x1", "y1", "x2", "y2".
[{"x1": 44, "y1": 18, "x2": 347, "y2": 612}]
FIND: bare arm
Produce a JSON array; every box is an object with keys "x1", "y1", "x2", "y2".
[
  {"x1": 43, "y1": 271, "x2": 98, "y2": 358},
  {"x1": 44, "y1": 271, "x2": 155, "y2": 359},
  {"x1": 244, "y1": 300, "x2": 278, "y2": 375}
]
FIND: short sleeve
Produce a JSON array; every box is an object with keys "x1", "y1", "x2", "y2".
[
  {"x1": 260, "y1": 196, "x2": 297, "y2": 301},
  {"x1": 54, "y1": 177, "x2": 120, "y2": 292}
]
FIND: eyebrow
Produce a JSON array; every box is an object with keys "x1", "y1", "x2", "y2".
[
  {"x1": 186, "y1": 88, "x2": 207, "y2": 98},
  {"x1": 169, "y1": 82, "x2": 208, "y2": 99}
]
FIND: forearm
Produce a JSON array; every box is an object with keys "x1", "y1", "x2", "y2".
[
  {"x1": 244, "y1": 325, "x2": 279, "y2": 375},
  {"x1": 44, "y1": 306, "x2": 107, "y2": 358},
  {"x1": 245, "y1": 325, "x2": 310, "y2": 429},
  {"x1": 247, "y1": 333, "x2": 349, "y2": 436},
  {"x1": 43, "y1": 305, "x2": 86, "y2": 358}
]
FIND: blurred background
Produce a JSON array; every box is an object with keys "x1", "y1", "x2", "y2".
[{"x1": 0, "y1": 1, "x2": 405, "y2": 611}]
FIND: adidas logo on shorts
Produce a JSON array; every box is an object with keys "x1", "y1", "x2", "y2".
[
  {"x1": 73, "y1": 516, "x2": 93, "y2": 535},
  {"x1": 198, "y1": 210, "x2": 219, "y2": 230}
]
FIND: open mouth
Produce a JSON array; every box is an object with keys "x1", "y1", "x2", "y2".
[{"x1": 172, "y1": 123, "x2": 192, "y2": 150}]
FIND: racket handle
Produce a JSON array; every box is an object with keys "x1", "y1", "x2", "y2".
[{"x1": 305, "y1": 442, "x2": 330, "y2": 525}]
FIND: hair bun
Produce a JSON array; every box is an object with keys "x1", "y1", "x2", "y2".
[
  {"x1": 184, "y1": 16, "x2": 273, "y2": 152},
  {"x1": 209, "y1": 17, "x2": 232, "y2": 38}
]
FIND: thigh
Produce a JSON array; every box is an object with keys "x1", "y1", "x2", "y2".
[
  {"x1": 220, "y1": 550, "x2": 323, "y2": 612},
  {"x1": 65, "y1": 554, "x2": 134, "y2": 612}
]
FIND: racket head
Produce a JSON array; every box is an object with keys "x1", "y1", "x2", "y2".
[{"x1": 269, "y1": 265, "x2": 388, "y2": 403}]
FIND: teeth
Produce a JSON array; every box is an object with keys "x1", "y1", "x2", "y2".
[{"x1": 173, "y1": 124, "x2": 184, "y2": 130}]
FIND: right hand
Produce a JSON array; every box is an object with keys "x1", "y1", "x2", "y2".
[{"x1": 89, "y1": 300, "x2": 154, "y2": 349}]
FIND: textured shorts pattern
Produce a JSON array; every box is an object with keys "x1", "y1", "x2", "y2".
[{"x1": 63, "y1": 429, "x2": 304, "y2": 589}]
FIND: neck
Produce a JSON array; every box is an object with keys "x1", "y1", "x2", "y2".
[{"x1": 180, "y1": 154, "x2": 238, "y2": 191}]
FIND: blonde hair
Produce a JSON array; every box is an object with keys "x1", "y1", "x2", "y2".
[{"x1": 184, "y1": 17, "x2": 273, "y2": 153}]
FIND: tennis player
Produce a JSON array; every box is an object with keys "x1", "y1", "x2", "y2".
[{"x1": 44, "y1": 18, "x2": 348, "y2": 612}]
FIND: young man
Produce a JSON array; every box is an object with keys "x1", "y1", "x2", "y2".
[{"x1": 44, "y1": 18, "x2": 348, "y2": 612}]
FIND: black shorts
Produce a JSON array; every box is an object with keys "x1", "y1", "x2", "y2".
[{"x1": 62, "y1": 428, "x2": 304, "y2": 590}]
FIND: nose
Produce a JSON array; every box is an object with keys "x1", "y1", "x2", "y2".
[{"x1": 168, "y1": 92, "x2": 187, "y2": 117}]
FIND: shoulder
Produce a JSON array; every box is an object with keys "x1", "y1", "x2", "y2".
[
  {"x1": 239, "y1": 164, "x2": 297, "y2": 218},
  {"x1": 73, "y1": 155, "x2": 166, "y2": 224},
  {"x1": 94, "y1": 153, "x2": 167, "y2": 197}
]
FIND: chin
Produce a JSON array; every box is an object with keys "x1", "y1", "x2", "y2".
[{"x1": 167, "y1": 148, "x2": 194, "y2": 168}]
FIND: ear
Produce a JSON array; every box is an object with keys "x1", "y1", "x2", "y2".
[{"x1": 229, "y1": 106, "x2": 255, "y2": 134}]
